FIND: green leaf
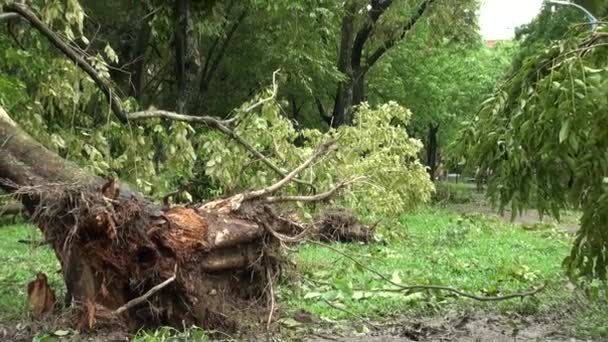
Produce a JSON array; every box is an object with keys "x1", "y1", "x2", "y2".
[
  {"x1": 559, "y1": 120, "x2": 570, "y2": 144},
  {"x1": 303, "y1": 292, "x2": 322, "y2": 299},
  {"x1": 53, "y1": 330, "x2": 70, "y2": 337}
]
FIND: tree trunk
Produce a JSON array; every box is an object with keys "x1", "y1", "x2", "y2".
[
  {"x1": 129, "y1": 0, "x2": 154, "y2": 100},
  {"x1": 331, "y1": 1, "x2": 357, "y2": 127},
  {"x1": 174, "y1": 0, "x2": 200, "y2": 113},
  {"x1": 426, "y1": 123, "x2": 439, "y2": 182},
  {"x1": 0, "y1": 107, "x2": 281, "y2": 331},
  {"x1": 352, "y1": 67, "x2": 366, "y2": 107}
]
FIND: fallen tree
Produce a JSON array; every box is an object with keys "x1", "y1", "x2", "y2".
[{"x1": 0, "y1": 106, "x2": 358, "y2": 331}]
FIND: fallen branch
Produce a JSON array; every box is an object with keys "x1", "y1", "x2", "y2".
[
  {"x1": 322, "y1": 299, "x2": 380, "y2": 330},
  {"x1": 128, "y1": 108, "x2": 314, "y2": 189},
  {"x1": 0, "y1": 12, "x2": 18, "y2": 21},
  {"x1": 263, "y1": 177, "x2": 365, "y2": 203},
  {"x1": 309, "y1": 241, "x2": 546, "y2": 302},
  {"x1": 113, "y1": 266, "x2": 177, "y2": 316},
  {"x1": 241, "y1": 140, "x2": 335, "y2": 201},
  {"x1": 3, "y1": 3, "x2": 127, "y2": 122}
]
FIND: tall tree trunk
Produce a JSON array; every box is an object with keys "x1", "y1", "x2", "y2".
[
  {"x1": 352, "y1": 67, "x2": 366, "y2": 106},
  {"x1": 174, "y1": 0, "x2": 200, "y2": 113},
  {"x1": 129, "y1": 0, "x2": 154, "y2": 101},
  {"x1": 331, "y1": 1, "x2": 357, "y2": 127},
  {"x1": 426, "y1": 123, "x2": 439, "y2": 182}
]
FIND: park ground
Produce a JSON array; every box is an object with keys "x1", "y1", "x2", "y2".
[{"x1": 0, "y1": 183, "x2": 606, "y2": 341}]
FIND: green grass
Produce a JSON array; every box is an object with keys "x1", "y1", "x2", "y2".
[
  {"x1": 0, "y1": 223, "x2": 62, "y2": 320},
  {"x1": 284, "y1": 209, "x2": 573, "y2": 320}
]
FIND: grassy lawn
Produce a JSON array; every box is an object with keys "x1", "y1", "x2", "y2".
[
  {"x1": 0, "y1": 223, "x2": 62, "y2": 321},
  {"x1": 1, "y1": 209, "x2": 607, "y2": 340},
  {"x1": 285, "y1": 209, "x2": 573, "y2": 320}
]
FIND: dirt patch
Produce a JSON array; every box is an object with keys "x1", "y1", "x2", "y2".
[
  {"x1": 445, "y1": 189, "x2": 579, "y2": 233},
  {"x1": 303, "y1": 312, "x2": 578, "y2": 342}
]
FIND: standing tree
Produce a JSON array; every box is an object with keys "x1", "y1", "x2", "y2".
[
  {"x1": 327, "y1": 0, "x2": 479, "y2": 127},
  {"x1": 457, "y1": 2, "x2": 608, "y2": 279},
  {"x1": 368, "y1": 34, "x2": 514, "y2": 180}
]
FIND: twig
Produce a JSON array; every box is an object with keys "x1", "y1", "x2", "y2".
[
  {"x1": 243, "y1": 69, "x2": 280, "y2": 113},
  {"x1": 241, "y1": 140, "x2": 335, "y2": 201},
  {"x1": 266, "y1": 268, "x2": 275, "y2": 331},
  {"x1": 0, "y1": 134, "x2": 15, "y2": 150},
  {"x1": 114, "y1": 266, "x2": 177, "y2": 315},
  {"x1": 322, "y1": 299, "x2": 380, "y2": 330},
  {"x1": 4, "y1": 3, "x2": 127, "y2": 122},
  {"x1": 263, "y1": 176, "x2": 365, "y2": 203},
  {"x1": 308, "y1": 241, "x2": 546, "y2": 302}
]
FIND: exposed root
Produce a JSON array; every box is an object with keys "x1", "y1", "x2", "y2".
[
  {"x1": 313, "y1": 208, "x2": 375, "y2": 243},
  {"x1": 7, "y1": 180, "x2": 289, "y2": 332}
]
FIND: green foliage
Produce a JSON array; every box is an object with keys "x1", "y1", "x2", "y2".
[
  {"x1": 202, "y1": 100, "x2": 433, "y2": 222},
  {"x1": 368, "y1": 34, "x2": 515, "y2": 156},
  {"x1": 456, "y1": 23, "x2": 608, "y2": 279},
  {"x1": 0, "y1": 1, "x2": 197, "y2": 197},
  {"x1": 132, "y1": 326, "x2": 209, "y2": 342}
]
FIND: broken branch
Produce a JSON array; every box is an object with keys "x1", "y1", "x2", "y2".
[
  {"x1": 3, "y1": 3, "x2": 128, "y2": 123},
  {"x1": 309, "y1": 240, "x2": 546, "y2": 302},
  {"x1": 241, "y1": 140, "x2": 335, "y2": 201},
  {"x1": 113, "y1": 266, "x2": 177, "y2": 316},
  {"x1": 263, "y1": 176, "x2": 364, "y2": 203}
]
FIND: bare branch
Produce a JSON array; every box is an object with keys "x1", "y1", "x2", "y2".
[
  {"x1": 3, "y1": 3, "x2": 128, "y2": 123},
  {"x1": 366, "y1": 0, "x2": 436, "y2": 70},
  {"x1": 242, "y1": 69, "x2": 281, "y2": 114},
  {"x1": 0, "y1": 12, "x2": 18, "y2": 21},
  {"x1": 309, "y1": 240, "x2": 546, "y2": 302},
  {"x1": 127, "y1": 110, "x2": 231, "y2": 125},
  {"x1": 241, "y1": 140, "x2": 335, "y2": 201},
  {"x1": 114, "y1": 266, "x2": 177, "y2": 315},
  {"x1": 263, "y1": 176, "x2": 365, "y2": 203}
]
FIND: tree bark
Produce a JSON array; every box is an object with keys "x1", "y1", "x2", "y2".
[
  {"x1": 129, "y1": 0, "x2": 154, "y2": 100},
  {"x1": 330, "y1": 0, "x2": 434, "y2": 127},
  {"x1": 174, "y1": 0, "x2": 200, "y2": 113},
  {"x1": 0, "y1": 106, "x2": 281, "y2": 331},
  {"x1": 426, "y1": 123, "x2": 439, "y2": 182},
  {"x1": 331, "y1": 1, "x2": 357, "y2": 127}
]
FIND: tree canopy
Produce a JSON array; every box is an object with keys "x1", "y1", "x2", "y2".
[{"x1": 457, "y1": 2, "x2": 608, "y2": 279}]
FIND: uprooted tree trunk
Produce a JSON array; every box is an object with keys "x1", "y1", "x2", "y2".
[{"x1": 0, "y1": 107, "x2": 357, "y2": 331}]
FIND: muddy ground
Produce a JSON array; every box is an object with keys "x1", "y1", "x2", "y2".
[
  {"x1": 303, "y1": 311, "x2": 581, "y2": 342},
  {"x1": 444, "y1": 184, "x2": 579, "y2": 233}
]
